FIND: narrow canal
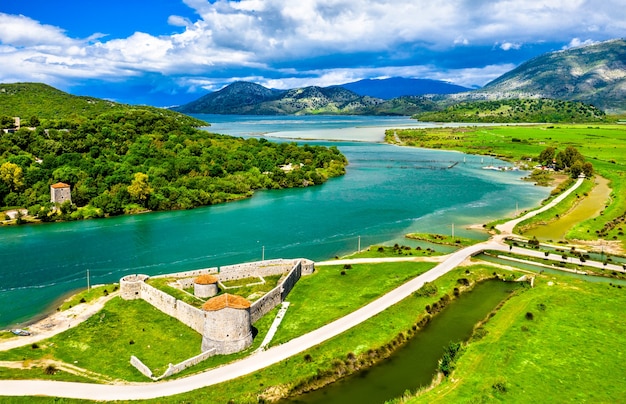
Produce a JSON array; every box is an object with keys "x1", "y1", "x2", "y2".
[{"x1": 284, "y1": 280, "x2": 520, "y2": 404}]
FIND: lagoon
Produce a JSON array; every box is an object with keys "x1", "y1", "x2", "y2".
[{"x1": 0, "y1": 116, "x2": 549, "y2": 328}]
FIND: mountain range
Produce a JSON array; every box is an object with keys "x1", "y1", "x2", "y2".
[{"x1": 175, "y1": 38, "x2": 626, "y2": 115}]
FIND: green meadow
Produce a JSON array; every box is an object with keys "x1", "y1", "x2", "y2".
[
  {"x1": 408, "y1": 273, "x2": 626, "y2": 403},
  {"x1": 388, "y1": 124, "x2": 626, "y2": 248}
]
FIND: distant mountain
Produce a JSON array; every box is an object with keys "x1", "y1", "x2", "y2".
[
  {"x1": 175, "y1": 82, "x2": 397, "y2": 115},
  {"x1": 339, "y1": 77, "x2": 471, "y2": 99},
  {"x1": 173, "y1": 81, "x2": 285, "y2": 114},
  {"x1": 478, "y1": 39, "x2": 626, "y2": 113}
]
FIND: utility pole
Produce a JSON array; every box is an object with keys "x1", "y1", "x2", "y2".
[
  {"x1": 452, "y1": 223, "x2": 455, "y2": 239},
  {"x1": 87, "y1": 269, "x2": 90, "y2": 290},
  {"x1": 262, "y1": 245, "x2": 265, "y2": 262},
  {"x1": 358, "y1": 236, "x2": 361, "y2": 253}
]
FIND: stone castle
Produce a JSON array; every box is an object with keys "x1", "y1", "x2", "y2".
[{"x1": 119, "y1": 258, "x2": 314, "y2": 379}]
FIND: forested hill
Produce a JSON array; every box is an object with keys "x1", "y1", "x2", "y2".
[
  {"x1": 0, "y1": 82, "x2": 205, "y2": 126},
  {"x1": 415, "y1": 99, "x2": 607, "y2": 123},
  {"x1": 0, "y1": 83, "x2": 348, "y2": 223}
]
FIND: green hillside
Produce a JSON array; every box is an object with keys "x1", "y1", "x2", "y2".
[
  {"x1": 0, "y1": 83, "x2": 347, "y2": 222},
  {"x1": 415, "y1": 98, "x2": 607, "y2": 123},
  {"x1": 480, "y1": 39, "x2": 626, "y2": 113}
]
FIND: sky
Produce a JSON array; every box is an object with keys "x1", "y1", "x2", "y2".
[{"x1": 0, "y1": 0, "x2": 624, "y2": 106}]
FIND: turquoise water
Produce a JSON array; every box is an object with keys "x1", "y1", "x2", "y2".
[{"x1": 0, "y1": 116, "x2": 549, "y2": 328}]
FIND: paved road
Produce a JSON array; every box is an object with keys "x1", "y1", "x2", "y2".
[
  {"x1": 0, "y1": 239, "x2": 503, "y2": 400},
  {"x1": 0, "y1": 177, "x2": 602, "y2": 400},
  {"x1": 495, "y1": 176, "x2": 584, "y2": 234}
]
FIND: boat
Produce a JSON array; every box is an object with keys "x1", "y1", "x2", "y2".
[{"x1": 11, "y1": 329, "x2": 31, "y2": 336}]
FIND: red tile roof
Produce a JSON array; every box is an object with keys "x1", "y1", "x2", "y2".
[{"x1": 202, "y1": 293, "x2": 250, "y2": 311}]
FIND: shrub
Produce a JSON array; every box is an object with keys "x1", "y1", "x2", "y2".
[
  {"x1": 492, "y1": 380, "x2": 508, "y2": 393},
  {"x1": 44, "y1": 365, "x2": 57, "y2": 375},
  {"x1": 438, "y1": 341, "x2": 462, "y2": 376},
  {"x1": 457, "y1": 278, "x2": 470, "y2": 286},
  {"x1": 343, "y1": 264, "x2": 352, "y2": 270},
  {"x1": 304, "y1": 354, "x2": 312, "y2": 363},
  {"x1": 31, "y1": 343, "x2": 39, "y2": 349},
  {"x1": 525, "y1": 312, "x2": 534, "y2": 320},
  {"x1": 414, "y1": 281, "x2": 438, "y2": 297}
]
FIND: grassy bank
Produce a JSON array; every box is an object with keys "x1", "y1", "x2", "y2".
[
  {"x1": 408, "y1": 272, "x2": 626, "y2": 403},
  {"x1": 388, "y1": 124, "x2": 626, "y2": 248},
  {"x1": 405, "y1": 232, "x2": 481, "y2": 247},
  {"x1": 0, "y1": 261, "x2": 436, "y2": 384}
]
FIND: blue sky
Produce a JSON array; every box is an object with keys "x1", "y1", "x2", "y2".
[{"x1": 1, "y1": 0, "x2": 624, "y2": 106}]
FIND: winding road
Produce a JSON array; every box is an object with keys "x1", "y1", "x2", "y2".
[{"x1": 0, "y1": 176, "x2": 596, "y2": 400}]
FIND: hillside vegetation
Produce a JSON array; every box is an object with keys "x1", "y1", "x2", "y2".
[
  {"x1": 0, "y1": 83, "x2": 347, "y2": 222},
  {"x1": 478, "y1": 38, "x2": 626, "y2": 113},
  {"x1": 173, "y1": 81, "x2": 441, "y2": 116},
  {"x1": 415, "y1": 98, "x2": 607, "y2": 123}
]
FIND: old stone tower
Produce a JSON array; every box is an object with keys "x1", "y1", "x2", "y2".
[
  {"x1": 201, "y1": 293, "x2": 253, "y2": 354},
  {"x1": 50, "y1": 182, "x2": 72, "y2": 204}
]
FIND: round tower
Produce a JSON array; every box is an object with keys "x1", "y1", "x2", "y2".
[
  {"x1": 120, "y1": 274, "x2": 149, "y2": 300},
  {"x1": 194, "y1": 274, "x2": 219, "y2": 298},
  {"x1": 201, "y1": 293, "x2": 253, "y2": 354},
  {"x1": 300, "y1": 258, "x2": 315, "y2": 275}
]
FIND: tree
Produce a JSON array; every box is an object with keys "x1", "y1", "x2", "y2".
[
  {"x1": 0, "y1": 162, "x2": 24, "y2": 191},
  {"x1": 538, "y1": 147, "x2": 556, "y2": 166},
  {"x1": 582, "y1": 161, "x2": 594, "y2": 177},
  {"x1": 127, "y1": 172, "x2": 153, "y2": 204},
  {"x1": 570, "y1": 160, "x2": 583, "y2": 178}
]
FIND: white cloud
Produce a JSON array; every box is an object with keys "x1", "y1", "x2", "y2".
[
  {"x1": 0, "y1": 1, "x2": 624, "y2": 95},
  {"x1": 499, "y1": 42, "x2": 522, "y2": 51},
  {"x1": 0, "y1": 13, "x2": 74, "y2": 47},
  {"x1": 563, "y1": 38, "x2": 598, "y2": 49}
]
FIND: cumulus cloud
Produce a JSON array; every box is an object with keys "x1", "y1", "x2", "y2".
[
  {"x1": 563, "y1": 38, "x2": 598, "y2": 49},
  {"x1": 0, "y1": 0, "x2": 624, "y2": 101},
  {"x1": 499, "y1": 42, "x2": 522, "y2": 51}
]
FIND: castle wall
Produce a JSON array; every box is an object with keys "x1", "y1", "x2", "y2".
[
  {"x1": 176, "y1": 300, "x2": 206, "y2": 334},
  {"x1": 154, "y1": 267, "x2": 218, "y2": 280},
  {"x1": 140, "y1": 282, "x2": 178, "y2": 318},
  {"x1": 249, "y1": 260, "x2": 303, "y2": 323},
  {"x1": 218, "y1": 259, "x2": 296, "y2": 282},
  {"x1": 121, "y1": 258, "x2": 315, "y2": 375}
]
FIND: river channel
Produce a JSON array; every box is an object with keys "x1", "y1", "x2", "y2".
[
  {"x1": 285, "y1": 280, "x2": 519, "y2": 404},
  {"x1": 0, "y1": 116, "x2": 549, "y2": 328}
]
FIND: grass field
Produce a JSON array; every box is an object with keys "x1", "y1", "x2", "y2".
[
  {"x1": 0, "y1": 261, "x2": 436, "y2": 385},
  {"x1": 388, "y1": 124, "x2": 626, "y2": 248},
  {"x1": 408, "y1": 272, "x2": 626, "y2": 403}
]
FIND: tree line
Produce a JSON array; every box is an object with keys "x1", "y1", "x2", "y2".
[{"x1": 0, "y1": 108, "x2": 347, "y2": 222}]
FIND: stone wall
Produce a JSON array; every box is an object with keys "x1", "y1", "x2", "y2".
[
  {"x1": 250, "y1": 285, "x2": 283, "y2": 324},
  {"x1": 139, "y1": 282, "x2": 178, "y2": 318},
  {"x1": 218, "y1": 259, "x2": 296, "y2": 282},
  {"x1": 121, "y1": 257, "x2": 315, "y2": 377},
  {"x1": 130, "y1": 355, "x2": 153, "y2": 379},
  {"x1": 130, "y1": 348, "x2": 217, "y2": 381},
  {"x1": 175, "y1": 300, "x2": 205, "y2": 334},
  {"x1": 249, "y1": 260, "x2": 303, "y2": 323}
]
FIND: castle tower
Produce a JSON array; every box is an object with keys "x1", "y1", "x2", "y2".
[
  {"x1": 201, "y1": 293, "x2": 252, "y2": 354},
  {"x1": 120, "y1": 274, "x2": 149, "y2": 300},
  {"x1": 50, "y1": 182, "x2": 72, "y2": 204},
  {"x1": 194, "y1": 274, "x2": 219, "y2": 298}
]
